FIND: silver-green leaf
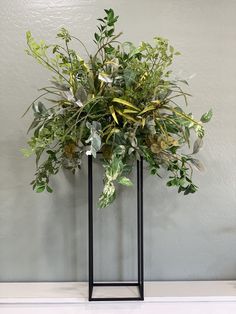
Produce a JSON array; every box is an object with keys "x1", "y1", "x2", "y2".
[
  {"x1": 192, "y1": 138, "x2": 203, "y2": 154},
  {"x1": 190, "y1": 158, "x2": 205, "y2": 171}
]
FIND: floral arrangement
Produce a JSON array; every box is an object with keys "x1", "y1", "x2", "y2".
[{"x1": 22, "y1": 9, "x2": 212, "y2": 208}]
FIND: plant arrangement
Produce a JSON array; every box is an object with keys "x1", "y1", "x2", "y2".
[{"x1": 22, "y1": 9, "x2": 212, "y2": 208}]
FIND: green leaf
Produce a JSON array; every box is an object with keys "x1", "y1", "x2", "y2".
[
  {"x1": 200, "y1": 109, "x2": 213, "y2": 123},
  {"x1": 169, "y1": 45, "x2": 174, "y2": 54},
  {"x1": 21, "y1": 148, "x2": 33, "y2": 157},
  {"x1": 139, "y1": 105, "x2": 155, "y2": 115},
  {"x1": 192, "y1": 138, "x2": 203, "y2": 154},
  {"x1": 46, "y1": 185, "x2": 53, "y2": 193},
  {"x1": 109, "y1": 105, "x2": 119, "y2": 124},
  {"x1": 107, "y1": 28, "x2": 114, "y2": 36},
  {"x1": 118, "y1": 176, "x2": 133, "y2": 186},
  {"x1": 112, "y1": 98, "x2": 140, "y2": 111},
  {"x1": 26, "y1": 31, "x2": 32, "y2": 42},
  {"x1": 94, "y1": 32, "x2": 100, "y2": 42},
  {"x1": 184, "y1": 184, "x2": 198, "y2": 195},
  {"x1": 123, "y1": 68, "x2": 136, "y2": 87},
  {"x1": 36, "y1": 185, "x2": 45, "y2": 193},
  {"x1": 57, "y1": 27, "x2": 71, "y2": 42}
]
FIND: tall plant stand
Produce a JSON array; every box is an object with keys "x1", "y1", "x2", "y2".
[{"x1": 87, "y1": 155, "x2": 144, "y2": 301}]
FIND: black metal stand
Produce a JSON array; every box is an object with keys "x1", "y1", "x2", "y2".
[{"x1": 88, "y1": 155, "x2": 144, "y2": 301}]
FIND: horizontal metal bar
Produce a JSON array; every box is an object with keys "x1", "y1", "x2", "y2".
[
  {"x1": 90, "y1": 297, "x2": 144, "y2": 301},
  {"x1": 93, "y1": 282, "x2": 140, "y2": 287}
]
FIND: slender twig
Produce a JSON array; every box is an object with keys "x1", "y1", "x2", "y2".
[
  {"x1": 27, "y1": 44, "x2": 70, "y2": 85},
  {"x1": 93, "y1": 32, "x2": 123, "y2": 60},
  {"x1": 21, "y1": 92, "x2": 49, "y2": 117},
  {"x1": 70, "y1": 35, "x2": 90, "y2": 57}
]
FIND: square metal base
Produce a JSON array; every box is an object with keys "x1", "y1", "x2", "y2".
[{"x1": 89, "y1": 282, "x2": 144, "y2": 301}]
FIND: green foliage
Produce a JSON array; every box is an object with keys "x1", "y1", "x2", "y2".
[{"x1": 23, "y1": 8, "x2": 212, "y2": 208}]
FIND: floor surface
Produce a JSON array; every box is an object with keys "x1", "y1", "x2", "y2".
[
  {"x1": 1, "y1": 302, "x2": 236, "y2": 314},
  {"x1": 1, "y1": 282, "x2": 236, "y2": 314}
]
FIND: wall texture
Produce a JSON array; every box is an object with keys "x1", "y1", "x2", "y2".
[{"x1": 0, "y1": 0, "x2": 236, "y2": 282}]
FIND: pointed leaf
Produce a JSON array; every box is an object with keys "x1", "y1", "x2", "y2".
[
  {"x1": 190, "y1": 158, "x2": 205, "y2": 171},
  {"x1": 27, "y1": 118, "x2": 40, "y2": 134},
  {"x1": 46, "y1": 185, "x2": 53, "y2": 193},
  {"x1": 112, "y1": 97, "x2": 140, "y2": 111},
  {"x1": 98, "y1": 72, "x2": 112, "y2": 83},
  {"x1": 139, "y1": 105, "x2": 155, "y2": 115},
  {"x1": 200, "y1": 109, "x2": 213, "y2": 123},
  {"x1": 192, "y1": 138, "x2": 203, "y2": 154},
  {"x1": 123, "y1": 109, "x2": 139, "y2": 114},
  {"x1": 36, "y1": 185, "x2": 45, "y2": 193},
  {"x1": 109, "y1": 105, "x2": 119, "y2": 124}
]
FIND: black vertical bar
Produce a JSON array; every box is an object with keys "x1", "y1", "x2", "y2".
[
  {"x1": 137, "y1": 159, "x2": 141, "y2": 286},
  {"x1": 88, "y1": 155, "x2": 93, "y2": 301},
  {"x1": 139, "y1": 157, "x2": 144, "y2": 299},
  {"x1": 137, "y1": 157, "x2": 144, "y2": 300}
]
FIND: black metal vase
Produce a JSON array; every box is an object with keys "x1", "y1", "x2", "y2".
[{"x1": 87, "y1": 155, "x2": 144, "y2": 301}]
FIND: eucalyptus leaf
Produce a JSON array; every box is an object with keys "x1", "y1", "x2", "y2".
[
  {"x1": 85, "y1": 121, "x2": 102, "y2": 158},
  {"x1": 75, "y1": 85, "x2": 87, "y2": 104},
  {"x1": 32, "y1": 101, "x2": 46, "y2": 115}
]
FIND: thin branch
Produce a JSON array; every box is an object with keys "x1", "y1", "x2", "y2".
[
  {"x1": 21, "y1": 92, "x2": 49, "y2": 117},
  {"x1": 93, "y1": 32, "x2": 123, "y2": 60},
  {"x1": 70, "y1": 35, "x2": 90, "y2": 57},
  {"x1": 27, "y1": 44, "x2": 70, "y2": 85}
]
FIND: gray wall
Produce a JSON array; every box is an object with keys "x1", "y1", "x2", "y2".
[{"x1": 0, "y1": 0, "x2": 236, "y2": 282}]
